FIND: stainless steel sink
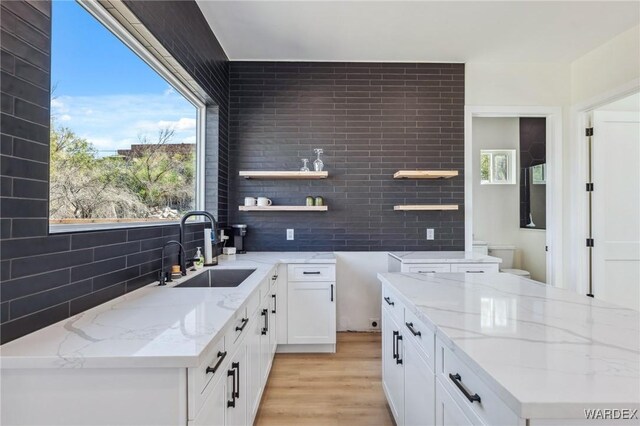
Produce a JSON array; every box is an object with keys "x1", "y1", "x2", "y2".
[{"x1": 174, "y1": 269, "x2": 256, "y2": 288}]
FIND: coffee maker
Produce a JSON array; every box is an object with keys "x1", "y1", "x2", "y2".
[{"x1": 231, "y1": 224, "x2": 247, "y2": 254}]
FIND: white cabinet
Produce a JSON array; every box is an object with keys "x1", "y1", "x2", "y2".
[
  {"x1": 404, "y1": 335, "x2": 435, "y2": 426},
  {"x1": 382, "y1": 307, "x2": 404, "y2": 425},
  {"x1": 190, "y1": 374, "x2": 225, "y2": 426},
  {"x1": 225, "y1": 344, "x2": 247, "y2": 426},
  {"x1": 268, "y1": 275, "x2": 278, "y2": 356},
  {"x1": 246, "y1": 303, "x2": 263, "y2": 423},
  {"x1": 406, "y1": 264, "x2": 452, "y2": 273},
  {"x1": 275, "y1": 264, "x2": 288, "y2": 345},
  {"x1": 435, "y1": 379, "x2": 475, "y2": 426},
  {"x1": 286, "y1": 265, "x2": 336, "y2": 348},
  {"x1": 449, "y1": 263, "x2": 498, "y2": 274}
]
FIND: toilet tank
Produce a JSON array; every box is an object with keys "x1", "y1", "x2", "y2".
[{"x1": 488, "y1": 245, "x2": 516, "y2": 269}]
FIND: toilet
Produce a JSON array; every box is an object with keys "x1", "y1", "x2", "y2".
[{"x1": 473, "y1": 241, "x2": 531, "y2": 278}]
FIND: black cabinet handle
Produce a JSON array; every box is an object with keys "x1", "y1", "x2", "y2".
[
  {"x1": 418, "y1": 271, "x2": 436, "y2": 274},
  {"x1": 465, "y1": 270, "x2": 484, "y2": 273},
  {"x1": 271, "y1": 294, "x2": 277, "y2": 314},
  {"x1": 272, "y1": 274, "x2": 278, "y2": 280},
  {"x1": 405, "y1": 322, "x2": 421, "y2": 337},
  {"x1": 330, "y1": 284, "x2": 334, "y2": 302},
  {"x1": 384, "y1": 297, "x2": 394, "y2": 306},
  {"x1": 392, "y1": 331, "x2": 399, "y2": 359},
  {"x1": 261, "y1": 308, "x2": 268, "y2": 335},
  {"x1": 233, "y1": 362, "x2": 240, "y2": 399},
  {"x1": 396, "y1": 334, "x2": 403, "y2": 365},
  {"x1": 206, "y1": 351, "x2": 227, "y2": 375},
  {"x1": 235, "y1": 317, "x2": 249, "y2": 332},
  {"x1": 303, "y1": 271, "x2": 321, "y2": 275},
  {"x1": 227, "y1": 367, "x2": 236, "y2": 407},
  {"x1": 449, "y1": 373, "x2": 481, "y2": 403}
]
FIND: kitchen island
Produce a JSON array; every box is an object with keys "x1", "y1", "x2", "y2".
[
  {"x1": 378, "y1": 271, "x2": 640, "y2": 425},
  {"x1": 1, "y1": 252, "x2": 336, "y2": 426}
]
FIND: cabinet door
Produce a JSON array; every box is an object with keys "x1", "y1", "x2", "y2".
[
  {"x1": 269, "y1": 282, "x2": 278, "y2": 356},
  {"x1": 404, "y1": 337, "x2": 435, "y2": 426},
  {"x1": 226, "y1": 344, "x2": 247, "y2": 426},
  {"x1": 382, "y1": 307, "x2": 404, "y2": 425},
  {"x1": 260, "y1": 298, "x2": 272, "y2": 386},
  {"x1": 246, "y1": 309, "x2": 263, "y2": 424},
  {"x1": 276, "y1": 264, "x2": 288, "y2": 345},
  {"x1": 287, "y1": 281, "x2": 336, "y2": 344},
  {"x1": 435, "y1": 379, "x2": 473, "y2": 426},
  {"x1": 190, "y1": 376, "x2": 225, "y2": 426}
]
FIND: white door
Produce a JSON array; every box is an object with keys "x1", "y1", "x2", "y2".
[
  {"x1": 382, "y1": 308, "x2": 404, "y2": 425},
  {"x1": 269, "y1": 285, "x2": 278, "y2": 356},
  {"x1": 287, "y1": 281, "x2": 336, "y2": 344},
  {"x1": 190, "y1": 375, "x2": 225, "y2": 426},
  {"x1": 592, "y1": 111, "x2": 640, "y2": 310},
  {"x1": 404, "y1": 337, "x2": 435, "y2": 426},
  {"x1": 226, "y1": 344, "x2": 247, "y2": 426}
]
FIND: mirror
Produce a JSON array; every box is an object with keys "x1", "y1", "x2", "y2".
[{"x1": 519, "y1": 118, "x2": 546, "y2": 229}]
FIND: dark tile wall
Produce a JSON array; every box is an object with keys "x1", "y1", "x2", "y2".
[
  {"x1": 0, "y1": 1, "x2": 227, "y2": 344},
  {"x1": 229, "y1": 62, "x2": 465, "y2": 251},
  {"x1": 123, "y1": 0, "x2": 230, "y2": 226}
]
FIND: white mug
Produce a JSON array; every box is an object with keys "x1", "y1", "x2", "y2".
[
  {"x1": 244, "y1": 197, "x2": 257, "y2": 206},
  {"x1": 257, "y1": 197, "x2": 272, "y2": 206}
]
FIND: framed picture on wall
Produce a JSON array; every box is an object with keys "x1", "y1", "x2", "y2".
[{"x1": 532, "y1": 163, "x2": 546, "y2": 184}]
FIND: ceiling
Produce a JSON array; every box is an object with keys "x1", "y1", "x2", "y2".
[{"x1": 196, "y1": 1, "x2": 639, "y2": 63}]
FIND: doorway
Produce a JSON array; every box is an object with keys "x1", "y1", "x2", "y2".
[{"x1": 587, "y1": 92, "x2": 640, "y2": 310}]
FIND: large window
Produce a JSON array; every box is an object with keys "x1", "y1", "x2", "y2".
[{"x1": 50, "y1": 1, "x2": 201, "y2": 230}]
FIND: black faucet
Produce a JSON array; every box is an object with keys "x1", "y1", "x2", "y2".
[
  {"x1": 158, "y1": 240, "x2": 186, "y2": 286},
  {"x1": 179, "y1": 210, "x2": 218, "y2": 266}
]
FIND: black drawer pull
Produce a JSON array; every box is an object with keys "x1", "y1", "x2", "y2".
[
  {"x1": 227, "y1": 367, "x2": 236, "y2": 407},
  {"x1": 465, "y1": 270, "x2": 484, "y2": 273},
  {"x1": 206, "y1": 351, "x2": 227, "y2": 375},
  {"x1": 392, "y1": 330, "x2": 398, "y2": 359},
  {"x1": 405, "y1": 322, "x2": 421, "y2": 337},
  {"x1": 235, "y1": 317, "x2": 249, "y2": 332},
  {"x1": 449, "y1": 373, "x2": 481, "y2": 403},
  {"x1": 418, "y1": 271, "x2": 436, "y2": 273},
  {"x1": 303, "y1": 271, "x2": 321, "y2": 275},
  {"x1": 261, "y1": 308, "x2": 268, "y2": 335},
  {"x1": 330, "y1": 284, "x2": 334, "y2": 302},
  {"x1": 271, "y1": 294, "x2": 277, "y2": 314},
  {"x1": 384, "y1": 297, "x2": 394, "y2": 306},
  {"x1": 395, "y1": 334, "x2": 403, "y2": 365}
]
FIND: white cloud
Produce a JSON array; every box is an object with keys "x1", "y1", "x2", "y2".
[
  {"x1": 60, "y1": 114, "x2": 72, "y2": 122},
  {"x1": 158, "y1": 118, "x2": 196, "y2": 131}
]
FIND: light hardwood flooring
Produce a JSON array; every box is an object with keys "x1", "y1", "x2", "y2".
[{"x1": 255, "y1": 332, "x2": 394, "y2": 426}]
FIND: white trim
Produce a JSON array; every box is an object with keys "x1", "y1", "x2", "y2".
[
  {"x1": 568, "y1": 78, "x2": 640, "y2": 296},
  {"x1": 464, "y1": 106, "x2": 563, "y2": 287}
]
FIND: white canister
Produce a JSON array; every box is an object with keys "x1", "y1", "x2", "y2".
[
  {"x1": 244, "y1": 197, "x2": 257, "y2": 206},
  {"x1": 257, "y1": 197, "x2": 272, "y2": 206}
]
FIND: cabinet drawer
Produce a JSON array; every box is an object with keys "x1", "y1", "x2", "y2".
[
  {"x1": 382, "y1": 284, "x2": 404, "y2": 325},
  {"x1": 227, "y1": 306, "x2": 249, "y2": 346},
  {"x1": 188, "y1": 336, "x2": 226, "y2": 420},
  {"x1": 437, "y1": 338, "x2": 519, "y2": 426},
  {"x1": 287, "y1": 264, "x2": 336, "y2": 281},
  {"x1": 450, "y1": 263, "x2": 499, "y2": 274},
  {"x1": 404, "y1": 308, "x2": 435, "y2": 371},
  {"x1": 405, "y1": 264, "x2": 451, "y2": 273}
]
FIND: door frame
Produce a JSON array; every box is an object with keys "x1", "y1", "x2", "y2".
[
  {"x1": 569, "y1": 78, "x2": 640, "y2": 296},
  {"x1": 464, "y1": 106, "x2": 563, "y2": 287}
]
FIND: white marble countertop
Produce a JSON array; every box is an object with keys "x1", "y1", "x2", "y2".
[
  {"x1": 0, "y1": 252, "x2": 335, "y2": 370},
  {"x1": 389, "y1": 251, "x2": 502, "y2": 264},
  {"x1": 378, "y1": 272, "x2": 640, "y2": 419}
]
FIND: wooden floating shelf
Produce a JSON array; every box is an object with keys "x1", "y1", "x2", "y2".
[
  {"x1": 239, "y1": 206, "x2": 328, "y2": 212},
  {"x1": 393, "y1": 170, "x2": 458, "y2": 179},
  {"x1": 239, "y1": 171, "x2": 328, "y2": 179},
  {"x1": 394, "y1": 205, "x2": 459, "y2": 211}
]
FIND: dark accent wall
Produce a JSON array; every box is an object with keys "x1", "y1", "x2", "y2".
[
  {"x1": 0, "y1": 1, "x2": 228, "y2": 344},
  {"x1": 519, "y1": 117, "x2": 546, "y2": 227},
  {"x1": 229, "y1": 62, "x2": 465, "y2": 251}
]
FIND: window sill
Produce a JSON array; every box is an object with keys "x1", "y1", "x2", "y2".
[{"x1": 49, "y1": 220, "x2": 181, "y2": 234}]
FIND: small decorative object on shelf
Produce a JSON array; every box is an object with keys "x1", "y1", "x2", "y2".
[
  {"x1": 314, "y1": 196, "x2": 324, "y2": 206},
  {"x1": 313, "y1": 148, "x2": 324, "y2": 172},
  {"x1": 300, "y1": 158, "x2": 310, "y2": 172},
  {"x1": 306, "y1": 196, "x2": 315, "y2": 206}
]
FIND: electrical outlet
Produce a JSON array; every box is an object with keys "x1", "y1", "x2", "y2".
[
  {"x1": 286, "y1": 229, "x2": 294, "y2": 240},
  {"x1": 426, "y1": 228, "x2": 435, "y2": 240},
  {"x1": 369, "y1": 318, "x2": 380, "y2": 329}
]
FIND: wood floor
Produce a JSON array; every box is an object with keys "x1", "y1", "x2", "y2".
[{"x1": 255, "y1": 332, "x2": 394, "y2": 426}]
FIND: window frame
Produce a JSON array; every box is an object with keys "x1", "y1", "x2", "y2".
[
  {"x1": 480, "y1": 149, "x2": 517, "y2": 185},
  {"x1": 49, "y1": 1, "x2": 206, "y2": 234}
]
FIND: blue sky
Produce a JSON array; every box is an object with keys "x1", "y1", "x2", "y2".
[{"x1": 51, "y1": 1, "x2": 196, "y2": 153}]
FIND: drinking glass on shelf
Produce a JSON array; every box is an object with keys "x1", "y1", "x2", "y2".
[
  {"x1": 313, "y1": 148, "x2": 324, "y2": 172},
  {"x1": 300, "y1": 158, "x2": 310, "y2": 172}
]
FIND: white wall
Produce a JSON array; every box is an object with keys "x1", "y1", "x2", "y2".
[
  {"x1": 570, "y1": 25, "x2": 640, "y2": 106},
  {"x1": 335, "y1": 252, "x2": 389, "y2": 332}
]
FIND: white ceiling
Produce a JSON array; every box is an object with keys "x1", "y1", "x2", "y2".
[{"x1": 196, "y1": 1, "x2": 639, "y2": 63}]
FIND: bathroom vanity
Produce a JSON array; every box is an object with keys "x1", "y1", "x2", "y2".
[
  {"x1": 379, "y1": 271, "x2": 640, "y2": 425},
  {"x1": 0, "y1": 253, "x2": 336, "y2": 426},
  {"x1": 388, "y1": 251, "x2": 502, "y2": 274}
]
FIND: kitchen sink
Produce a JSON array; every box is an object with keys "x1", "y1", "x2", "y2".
[{"x1": 174, "y1": 268, "x2": 256, "y2": 288}]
